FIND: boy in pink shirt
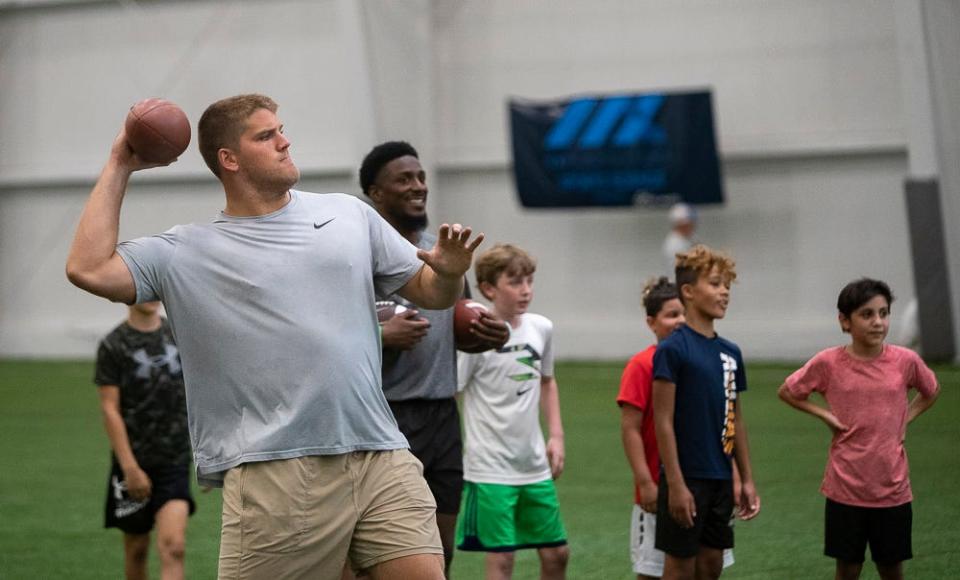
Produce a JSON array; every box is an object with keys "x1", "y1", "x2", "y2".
[{"x1": 778, "y1": 278, "x2": 939, "y2": 580}]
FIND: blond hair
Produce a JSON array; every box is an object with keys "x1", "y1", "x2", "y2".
[
  {"x1": 674, "y1": 244, "x2": 737, "y2": 300},
  {"x1": 198, "y1": 94, "x2": 278, "y2": 178},
  {"x1": 474, "y1": 243, "x2": 537, "y2": 290}
]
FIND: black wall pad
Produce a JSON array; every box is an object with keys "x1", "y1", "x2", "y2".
[{"x1": 905, "y1": 178, "x2": 956, "y2": 361}]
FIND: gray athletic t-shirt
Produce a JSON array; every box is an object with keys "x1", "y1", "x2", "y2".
[
  {"x1": 381, "y1": 232, "x2": 458, "y2": 401},
  {"x1": 116, "y1": 191, "x2": 421, "y2": 486}
]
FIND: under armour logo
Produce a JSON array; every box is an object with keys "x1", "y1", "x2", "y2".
[
  {"x1": 111, "y1": 474, "x2": 148, "y2": 517},
  {"x1": 111, "y1": 474, "x2": 127, "y2": 500},
  {"x1": 132, "y1": 344, "x2": 181, "y2": 379}
]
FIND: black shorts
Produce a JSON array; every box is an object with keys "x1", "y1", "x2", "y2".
[
  {"x1": 824, "y1": 498, "x2": 912, "y2": 565},
  {"x1": 389, "y1": 398, "x2": 464, "y2": 514},
  {"x1": 104, "y1": 460, "x2": 195, "y2": 535},
  {"x1": 655, "y1": 477, "x2": 735, "y2": 558}
]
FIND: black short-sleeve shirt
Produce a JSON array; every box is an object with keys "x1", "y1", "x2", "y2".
[{"x1": 94, "y1": 320, "x2": 191, "y2": 468}]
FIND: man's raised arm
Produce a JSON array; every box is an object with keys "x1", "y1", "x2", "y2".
[{"x1": 66, "y1": 130, "x2": 164, "y2": 304}]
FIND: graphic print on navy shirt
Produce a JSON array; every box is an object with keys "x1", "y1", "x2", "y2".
[{"x1": 652, "y1": 324, "x2": 746, "y2": 479}]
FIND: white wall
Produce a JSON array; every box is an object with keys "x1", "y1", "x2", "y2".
[
  {"x1": 0, "y1": 0, "x2": 921, "y2": 360},
  {"x1": 433, "y1": 152, "x2": 913, "y2": 361},
  {"x1": 431, "y1": 0, "x2": 904, "y2": 164},
  {"x1": 0, "y1": 0, "x2": 363, "y2": 183}
]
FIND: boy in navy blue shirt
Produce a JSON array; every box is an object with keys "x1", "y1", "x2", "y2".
[{"x1": 652, "y1": 245, "x2": 760, "y2": 579}]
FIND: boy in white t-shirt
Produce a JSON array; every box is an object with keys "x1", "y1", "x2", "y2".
[{"x1": 456, "y1": 243, "x2": 569, "y2": 580}]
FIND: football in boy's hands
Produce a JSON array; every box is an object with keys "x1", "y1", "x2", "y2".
[
  {"x1": 454, "y1": 299, "x2": 488, "y2": 349},
  {"x1": 124, "y1": 98, "x2": 191, "y2": 164}
]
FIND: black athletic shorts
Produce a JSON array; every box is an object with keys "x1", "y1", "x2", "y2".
[
  {"x1": 104, "y1": 460, "x2": 195, "y2": 535},
  {"x1": 825, "y1": 498, "x2": 912, "y2": 565},
  {"x1": 389, "y1": 398, "x2": 464, "y2": 514},
  {"x1": 655, "y1": 477, "x2": 735, "y2": 558}
]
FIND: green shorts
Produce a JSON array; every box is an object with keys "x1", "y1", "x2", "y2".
[{"x1": 456, "y1": 480, "x2": 567, "y2": 552}]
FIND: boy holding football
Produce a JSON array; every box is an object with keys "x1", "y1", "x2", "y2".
[{"x1": 456, "y1": 243, "x2": 569, "y2": 580}]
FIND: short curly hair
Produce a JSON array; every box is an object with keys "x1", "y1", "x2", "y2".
[
  {"x1": 359, "y1": 141, "x2": 418, "y2": 195},
  {"x1": 674, "y1": 244, "x2": 737, "y2": 302},
  {"x1": 642, "y1": 276, "x2": 680, "y2": 317}
]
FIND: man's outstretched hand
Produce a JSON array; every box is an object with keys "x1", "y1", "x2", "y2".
[{"x1": 416, "y1": 224, "x2": 484, "y2": 280}]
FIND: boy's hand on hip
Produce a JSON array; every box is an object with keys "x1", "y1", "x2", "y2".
[{"x1": 823, "y1": 412, "x2": 849, "y2": 436}]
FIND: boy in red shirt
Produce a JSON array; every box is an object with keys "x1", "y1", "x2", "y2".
[
  {"x1": 619, "y1": 277, "x2": 686, "y2": 579},
  {"x1": 779, "y1": 278, "x2": 939, "y2": 580}
]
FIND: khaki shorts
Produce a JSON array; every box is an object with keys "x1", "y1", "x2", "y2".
[{"x1": 218, "y1": 450, "x2": 442, "y2": 579}]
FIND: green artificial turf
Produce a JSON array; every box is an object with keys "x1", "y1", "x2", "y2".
[{"x1": 0, "y1": 360, "x2": 956, "y2": 579}]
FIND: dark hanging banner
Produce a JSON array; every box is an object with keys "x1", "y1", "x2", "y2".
[{"x1": 509, "y1": 91, "x2": 724, "y2": 208}]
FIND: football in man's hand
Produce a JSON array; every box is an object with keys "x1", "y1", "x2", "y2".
[
  {"x1": 124, "y1": 98, "x2": 191, "y2": 164},
  {"x1": 454, "y1": 299, "x2": 488, "y2": 349},
  {"x1": 376, "y1": 301, "x2": 409, "y2": 323}
]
